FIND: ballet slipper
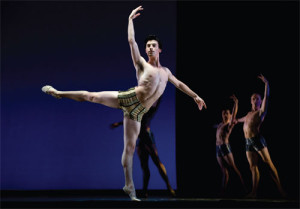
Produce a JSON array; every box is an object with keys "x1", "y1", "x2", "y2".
[
  {"x1": 42, "y1": 85, "x2": 61, "y2": 99},
  {"x1": 123, "y1": 186, "x2": 141, "y2": 201}
]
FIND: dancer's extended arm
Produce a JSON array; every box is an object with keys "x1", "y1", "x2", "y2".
[{"x1": 167, "y1": 68, "x2": 206, "y2": 110}]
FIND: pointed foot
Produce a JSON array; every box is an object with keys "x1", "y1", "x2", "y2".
[
  {"x1": 42, "y1": 85, "x2": 61, "y2": 99},
  {"x1": 123, "y1": 186, "x2": 141, "y2": 201}
]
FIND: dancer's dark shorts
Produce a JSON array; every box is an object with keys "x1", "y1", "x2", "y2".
[
  {"x1": 216, "y1": 143, "x2": 232, "y2": 157},
  {"x1": 245, "y1": 134, "x2": 267, "y2": 152},
  {"x1": 118, "y1": 87, "x2": 148, "y2": 122}
]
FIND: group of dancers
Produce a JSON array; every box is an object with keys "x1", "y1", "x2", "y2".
[
  {"x1": 41, "y1": 6, "x2": 286, "y2": 201},
  {"x1": 214, "y1": 75, "x2": 285, "y2": 198}
]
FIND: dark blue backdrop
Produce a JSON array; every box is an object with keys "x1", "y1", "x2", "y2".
[{"x1": 2, "y1": 1, "x2": 177, "y2": 190}]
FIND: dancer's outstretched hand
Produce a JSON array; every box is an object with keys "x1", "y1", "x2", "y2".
[
  {"x1": 129, "y1": 6, "x2": 143, "y2": 20},
  {"x1": 194, "y1": 96, "x2": 207, "y2": 111},
  {"x1": 230, "y1": 94, "x2": 238, "y2": 103},
  {"x1": 258, "y1": 73, "x2": 268, "y2": 84}
]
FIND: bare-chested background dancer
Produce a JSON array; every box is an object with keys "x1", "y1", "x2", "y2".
[
  {"x1": 110, "y1": 97, "x2": 176, "y2": 198},
  {"x1": 41, "y1": 6, "x2": 206, "y2": 201},
  {"x1": 235, "y1": 74, "x2": 286, "y2": 198},
  {"x1": 215, "y1": 95, "x2": 247, "y2": 196}
]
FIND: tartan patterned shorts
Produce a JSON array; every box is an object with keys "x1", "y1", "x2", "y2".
[{"x1": 118, "y1": 88, "x2": 148, "y2": 122}]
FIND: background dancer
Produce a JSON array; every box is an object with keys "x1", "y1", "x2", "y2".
[
  {"x1": 214, "y1": 95, "x2": 247, "y2": 196},
  {"x1": 235, "y1": 74, "x2": 286, "y2": 198}
]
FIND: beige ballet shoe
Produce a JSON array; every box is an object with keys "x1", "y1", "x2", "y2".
[
  {"x1": 123, "y1": 186, "x2": 141, "y2": 201},
  {"x1": 42, "y1": 85, "x2": 61, "y2": 99}
]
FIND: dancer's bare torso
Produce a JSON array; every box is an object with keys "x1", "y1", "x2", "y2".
[
  {"x1": 134, "y1": 58, "x2": 170, "y2": 110},
  {"x1": 216, "y1": 122, "x2": 232, "y2": 146},
  {"x1": 243, "y1": 110, "x2": 262, "y2": 139}
]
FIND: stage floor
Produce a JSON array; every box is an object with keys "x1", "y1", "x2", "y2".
[{"x1": 1, "y1": 191, "x2": 298, "y2": 208}]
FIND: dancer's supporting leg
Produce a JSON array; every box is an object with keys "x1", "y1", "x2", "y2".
[
  {"x1": 246, "y1": 151, "x2": 260, "y2": 198},
  {"x1": 217, "y1": 156, "x2": 229, "y2": 196},
  {"x1": 122, "y1": 116, "x2": 141, "y2": 201}
]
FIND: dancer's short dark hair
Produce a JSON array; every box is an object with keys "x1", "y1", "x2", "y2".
[{"x1": 144, "y1": 35, "x2": 162, "y2": 49}]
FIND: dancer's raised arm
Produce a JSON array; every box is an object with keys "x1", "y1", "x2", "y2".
[
  {"x1": 258, "y1": 74, "x2": 269, "y2": 120},
  {"x1": 229, "y1": 94, "x2": 238, "y2": 126},
  {"x1": 128, "y1": 6, "x2": 145, "y2": 69}
]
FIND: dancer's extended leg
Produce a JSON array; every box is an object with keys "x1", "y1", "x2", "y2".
[
  {"x1": 42, "y1": 85, "x2": 143, "y2": 201},
  {"x1": 42, "y1": 85, "x2": 119, "y2": 108}
]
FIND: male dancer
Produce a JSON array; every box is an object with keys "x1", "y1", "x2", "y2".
[
  {"x1": 236, "y1": 74, "x2": 285, "y2": 198},
  {"x1": 110, "y1": 97, "x2": 176, "y2": 198},
  {"x1": 42, "y1": 6, "x2": 206, "y2": 201},
  {"x1": 215, "y1": 95, "x2": 246, "y2": 196}
]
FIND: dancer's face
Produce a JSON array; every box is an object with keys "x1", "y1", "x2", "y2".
[
  {"x1": 251, "y1": 94, "x2": 262, "y2": 108},
  {"x1": 222, "y1": 110, "x2": 231, "y2": 122},
  {"x1": 145, "y1": 40, "x2": 161, "y2": 58}
]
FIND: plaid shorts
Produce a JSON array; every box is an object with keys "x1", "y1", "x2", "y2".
[{"x1": 118, "y1": 88, "x2": 148, "y2": 122}]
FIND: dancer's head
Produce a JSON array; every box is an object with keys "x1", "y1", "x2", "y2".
[
  {"x1": 251, "y1": 93, "x2": 262, "y2": 109},
  {"x1": 144, "y1": 35, "x2": 162, "y2": 49},
  {"x1": 222, "y1": 109, "x2": 231, "y2": 123},
  {"x1": 144, "y1": 35, "x2": 162, "y2": 58}
]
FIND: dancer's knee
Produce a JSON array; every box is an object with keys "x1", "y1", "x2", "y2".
[
  {"x1": 121, "y1": 143, "x2": 136, "y2": 167},
  {"x1": 249, "y1": 165, "x2": 259, "y2": 173},
  {"x1": 222, "y1": 168, "x2": 229, "y2": 175},
  {"x1": 261, "y1": 157, "x2": 272, "y2": 165},
  {"x1": 140, "y1": 161, "x2": 149, "y2": 170},
  {"x1": 151, "y1": 155, "x2": 161, "y2": 166},
  {"x1": 82, "y1": 91, "x2": 97, "y2": 102},
  {"x1": 125, "y1": 142, "x2": 136, "y2": 154}
]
